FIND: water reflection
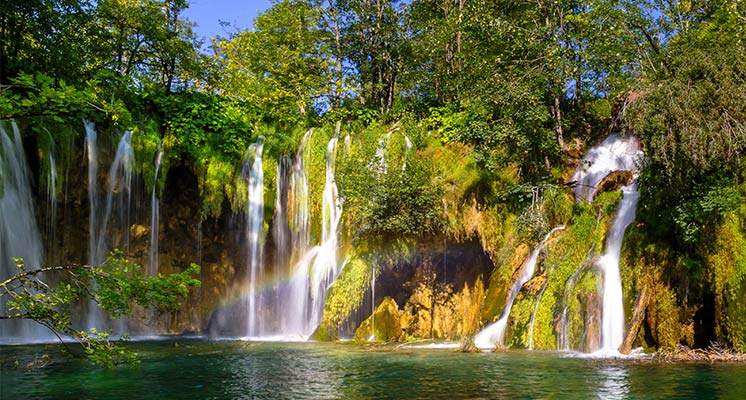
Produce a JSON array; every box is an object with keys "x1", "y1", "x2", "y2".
[{"x1": 597, "y1": 365, "x2": 629, "y2": 399}]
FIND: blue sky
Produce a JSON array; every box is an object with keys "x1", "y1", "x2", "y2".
[{"x1": 184, "y1": 0, "x2": 272, "y2": 44}]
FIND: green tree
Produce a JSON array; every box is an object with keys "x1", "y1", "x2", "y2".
[
  {"x1": 95, "y1": 0, "x2": 202, "y2": 93},
  {"x1": 337, "y1": 0, "x2": 405, "y2": 114},
  {"x1": 0, "y1": 1, "x2": 98, "y2": 85},
  {"x1": 212, "y1": 0, "x2": 331, "y2": 123}
]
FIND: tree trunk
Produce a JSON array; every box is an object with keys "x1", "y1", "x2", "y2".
[
  {"x1": 619, "y1": 284, "x2": 650, "y2": 354},
  {"x1": 554, "y1": 95, "x2": 568, "y2": 152}
]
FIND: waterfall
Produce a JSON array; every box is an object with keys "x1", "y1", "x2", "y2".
[
  {"x1": 0, "y1": 121, "x2": 51, "y2": 342},
  {"x1": 571, "y1": 134, "x2": 643, "y2": 353},
  {"x1": 291, "y1": 129, "x2": 313, "y2": 260},
  {"x1": 95, "y1": 130, "x2": 135, "y2": 263},
  {"x1": 372, "y1": 127, "x2": 412, "y2": 174},
  {"x1": 243, "y1": 137, "x2": 265, "y2": 337},
  {"x1": 272, "y1": 155, "x2": 292, "y2": 322},
  {"x1": 85, "y1": 121, "x2": 98, "y2": 268},
  {"x1": 599, "y1": 185, "x2": 639, "y2": 351},
  {"x1": 283, "y1": 131, "x2": 343, "y2": 339},
  {"x1": 301, "y1": 134, "x2": 343, "y2": 336},
  {"x1": 215, "y1": 127, "x2": 345, "y2": 340},
  {"x1": 572, "y1": 134, "x2": 641, "y2": 203},
  {"x1": 475, "y1": 226, "x2": 564, "y2": 349},
  {"x1": 149, "y1": 140, "x2": 163, "y2": 277},
  {"x1": 42, "y1": 135, "x2": 58, "y2": 263},
  {"x1": 86, "y1": 127, "x2": 136, "y2": 331}
]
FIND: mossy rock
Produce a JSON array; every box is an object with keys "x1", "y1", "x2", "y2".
[
  {"x1": 312, "y1": 256, "x2": 372, "y2": 341},
  {"x1": 482, "y1": 243, "x2": 530, "y2": 323},
  {"x1": 354, "y1": 297, "x2": 402, "y2": 342}
]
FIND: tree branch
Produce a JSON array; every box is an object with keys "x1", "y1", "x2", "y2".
[{"x1": 0, "y1": 265, "x2": 94, "y2": 288}]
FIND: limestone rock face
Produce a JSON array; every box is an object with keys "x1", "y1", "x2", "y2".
[
  {"x1": 355, "y1": 297, "x2": 402, "y2": 342},
  {"x1": 581, "y1": 291, "x2": 601, "y2": 352},
  {"x1": 482, "y1": 243, "x2": 530, "y2": 322}
]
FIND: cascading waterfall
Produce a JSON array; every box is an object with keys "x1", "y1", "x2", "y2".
[
  {"x1": 571, "y1": 134, "x2": 643, "y2": 353},
  {"x1": 272, "y1": 155, "x2": 292, "y2": 321},
  {"x1": 291, "y1": 129, "x2": 313, "y2": 260},
  {"x1": 294, "y1": 132, "x2": 343, "y2": 338},
  {"x1": 229, "y1": 127, "x2": 345, "y2": 339},
  {"x1": 95, "y1": 130, "x2": 135, "y2": 263},
  {"x1": 475, "y1": 226, "x2": 564, "y2": 349},
  {"x1": 42, "y1": 134, "x2": 58, "y2": 263},
  {"x1": 0, "y1": 121, "x2": 51, "y2": 341},
  {"x1": 243, "y1": 137, "x2": 265, "y2": 337},
  {"x1": 149, "y1": 140, "x2": 163, "y2": 277},
  {"x1": 599, "y1": 185, "x2": 639, "y2": 351},
  {"x1": 226, "y1": 129, "x2": 312, "y2": 338}
]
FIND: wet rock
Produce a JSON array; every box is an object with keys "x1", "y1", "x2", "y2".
[
  {"x1": 523, "y1": 273, "x2": 547, "y2": 296},
  {"x1": 581, "y1": 291, "x2": 601, "y2": 352},
  {"x1": 591, "y1": 170, "x2": 633, "y2": 199},
  {"x1": 130, "y1": 224, "x2": 149, "y2": 239}
]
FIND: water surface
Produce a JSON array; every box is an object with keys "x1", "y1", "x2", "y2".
[{"x1": 2, "y1": 340, "x2": 745, "y2": 399}]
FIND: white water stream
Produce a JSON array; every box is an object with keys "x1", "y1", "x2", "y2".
[{"x1": 572, "y1": 134, "x2": 643, "y2": 353}]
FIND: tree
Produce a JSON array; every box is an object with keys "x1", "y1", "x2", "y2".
[
  {"x1": 95, "y1": 0, "x2": 203, "y2": 93},
  {"x1": 1, "y1": 254, "x2": 200, "y2": 367},
  {"x1": 338, "y1": 0, "x2": 405, "y2": 114},
  {"x1": 212, "y1": 0, "x2": 331, "y2": 123},
  {"x1": 0, "y1": 0, "x2": 98, "y2": 85}
]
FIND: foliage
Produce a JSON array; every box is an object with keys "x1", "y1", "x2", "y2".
[
  {"x1": 706, "y1": 207, "x2": 746, "y2": 350},
  {"x1": 1, "y1": 254, "x2": 200, "y2": 367},
  {"x1": 0, "y1": 73, "x2": 130, "y2": 124},
  {"x1": 212, "y1": 0, "x2": 331, "y2": 124},
  {"x1": 156, "y1": 92, "x2": 260, "y2": 218},
  {"x1": 337, "y1": 126, "x2": 443, "y2": 243}
]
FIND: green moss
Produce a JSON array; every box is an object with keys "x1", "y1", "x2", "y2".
[
  {"x1": 651, "y1": 283, "x2": 681, "y2": 350},
  {"x1": 506, "y1": 289, "x2": 535, "y2": 348},
  {"x1": 130, "y1": 120, "x2": 162, "y2": 193},
  {"x1": 708, "y1": 204, "x2": 746, "y2": 350},
  {"x1": 528, "y1": 191, "x2": 618, "y2": 350},
  {"x1": 312, "y1": 256, "x2": 372, "y2": 341}
]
